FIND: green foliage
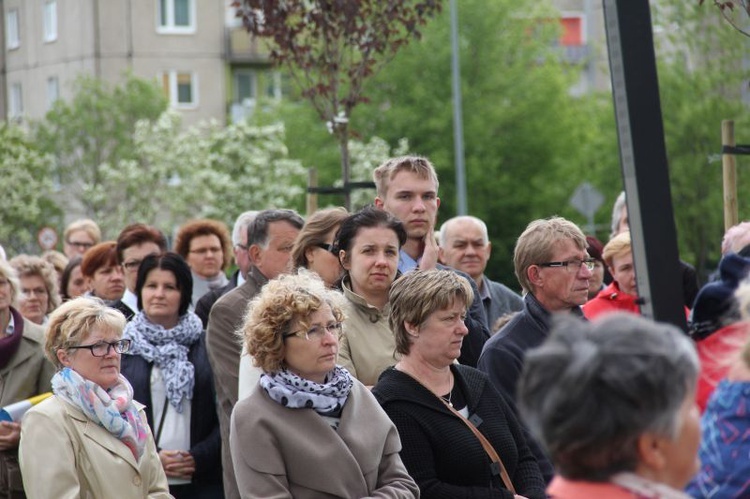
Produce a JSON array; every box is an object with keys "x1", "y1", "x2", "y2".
[
  {"x1": 33, "y1": 73, "x2": 168, "y2": 216},
  {"x1": 654, "y1": 1, "x2": 750, "y2": 278},
  {"x1": 0, "y1": 125, "x2": 62, "y2": 254},
  {"x1": 349, "y1": 0, "x2": 615, "y2": 284}
]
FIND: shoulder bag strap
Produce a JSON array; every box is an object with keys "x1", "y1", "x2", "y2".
[
  {"x1": 154, "y1": 396, "x2": 168, "y2": 449},
  {"x1": 440, "y1": 398, "x2": 517, "y2": 494},
  {"x1": 396, "y1": 367, "x2": 517, "y2": 494}
]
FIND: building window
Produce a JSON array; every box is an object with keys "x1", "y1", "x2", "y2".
[
  {"x1": 233, "y1": 70, "x2": 256, "y2": 105},
  {"x1": 161, "y1": 71, "x2": 197, "y2": 108},
  {"x1": 43, "y1": 0, "x2": 57, "y2": 42},
  {"x1": 47, "y1": 77, "x2": 59, "y2": 109},
  {"x1": 158, "y1": 0, "x2": 195, "y2": 33},
  {"x1": 6, "y1": 10, "x2": 20, "y2": 50},
  {"x1": 9, "y1": 83, "x2": 23, "y2": 120}
]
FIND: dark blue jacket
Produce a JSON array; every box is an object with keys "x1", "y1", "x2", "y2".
[{"x1": 121, "y1": 333, "x2": 222, "y2": 485}]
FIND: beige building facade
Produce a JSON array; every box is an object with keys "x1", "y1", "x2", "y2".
[{"x1": 1, "y1": 0, "x2": 271, "y2": 127}]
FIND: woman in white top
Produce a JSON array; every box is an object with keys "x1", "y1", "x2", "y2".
[{"x1": 121, "y1": 252, "x2": 223, "y2": 498}]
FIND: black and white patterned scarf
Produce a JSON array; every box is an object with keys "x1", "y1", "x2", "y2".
[
  {"x1": 124, "y1": 311, "x2": 203, "y2": 412},
  {"x1": 260, "y1": 366, "x2": 353, "y2": 415}
]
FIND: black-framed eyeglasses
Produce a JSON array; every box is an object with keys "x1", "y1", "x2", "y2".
[
  {"x1": 537, "y1": 258, "x2": 596, "y2": 273},
  {"x1": 67, "y1": 339, "x2": 132, "y2": 357},
  {"x1": 66, "y1": 241, "x2": 94, "y2": 250},
  {"x1": 314, "y1": 243, "x2": 337, "y2": 254},
  {"x1": 284, "y1": 322, "x2": 342, "y2": 341}
]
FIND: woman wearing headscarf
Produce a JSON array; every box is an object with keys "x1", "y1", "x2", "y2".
[
  {"x1": 121, "y1": 252, "x2": 222, "y2": 498},
  {"x1": 231, "y1": 272, "x2": 418, "y2": 498}
]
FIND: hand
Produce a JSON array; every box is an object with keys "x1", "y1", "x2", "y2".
[
  {"x1": 514, "y1": 495, "x2": 529, "y2": 499},
  {"x1": 158, "y1": 449, "x2": 196, "y2": 479},
  {"x1": 418, "y1": 227, "x2": 439, "y2": 271},
  {"x1": 0, "y1": 422, "x2": 21, "y2": 450}
]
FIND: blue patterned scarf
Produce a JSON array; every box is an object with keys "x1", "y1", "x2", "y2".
[{"x1": 123, "y1": 311, "x2": 202, "y2": 412}]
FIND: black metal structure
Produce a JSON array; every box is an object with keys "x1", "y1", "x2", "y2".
[{"x1": 603, "y1": 0, "x2": 687, "y2": 330}]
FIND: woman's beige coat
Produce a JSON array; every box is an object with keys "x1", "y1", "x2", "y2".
[
  {"x1": 19, "y1": 396, "x2": 171, "y2": 499},
  {"x1": 230, "y1": 378, "x2": 419, "y2": 499},
  {"x1": 0, "y1": 317, "x2": 54, "y2": 405}
]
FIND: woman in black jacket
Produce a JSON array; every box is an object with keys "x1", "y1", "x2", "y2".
[
  {"x1": 121, "y1": 252, "x2": 223, "y2": 498},
  {"x1": 372, "y1": 269, "x2": 545, "y2": 499}
]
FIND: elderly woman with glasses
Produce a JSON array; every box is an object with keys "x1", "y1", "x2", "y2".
[
  {"x1": 231, "y1": 272, "x2": 419, "y2": 498},
  {"x1": 121, "y1": 252, "x2": 223, "y2": 498},
  {"x1": 518, "y1": 313, "x2": 700, "y2": 498},
  {"x1": 19, "y1": 297, "x2": 170, "y2": 498},
  {"x1": 9, "y1": 254, "x2": 61, "y2": 326}
]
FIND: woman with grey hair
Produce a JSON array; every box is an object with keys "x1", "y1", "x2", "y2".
[
  {"x1": 518, "y1": 312, "x2": 700, "y2": 498},
  {"x1": 373, "y1": 269, "x2": 545, "y2": 499}
]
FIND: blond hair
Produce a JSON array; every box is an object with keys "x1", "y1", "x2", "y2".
[
  {"x1": 602, "y1": 231, "x2": 632, "y2": 269},
  {"x1": 373, "y1": 155, "x2": 439, "y2": 198},
  {"x1": 64, "y1": 219, "x2": 102, "y2": 244},
  {"x1": 388, "y1": 269, "x2": 473, "y2": 356},
  {"x1": 513, "y1": 217, "x2": 587, "y2": 294},
  {"x1": 45, "y1": 297, "x2": 125, "y2": 369},
  {"x1": 9, "y1": 254, "x2": 61, "y2": 314},
  {"x1": 241, "y1": 272, "x2": 345, "y2": 373}
]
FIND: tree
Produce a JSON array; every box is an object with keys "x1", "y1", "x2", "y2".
[
  {"x1": 348, "y1": 0, "x2": 616, "y2": 283},
  {"x1": 0, "y1": 124, "x2": 62, "y2": 255},
  {"x1": 654, "y1": 1, "x2": 750, "y2": 279},
  {"x1": 233, "y1": 0, "x2": 442, "y2": 209},
  {"x1": 72, "y1": 111, "x2": 307, "y2": 239},
  {"x1": 700, "y1": 0, "x2": 750, "y2": 37},
  {"x1": 33, "y1": 73, "x2": 168, "y2": 217}
]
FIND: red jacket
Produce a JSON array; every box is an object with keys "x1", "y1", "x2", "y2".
[
  {"x1": 582, "y1": 282, "x2": 639, "y2": 320},
  {"x1": 695, "y1": 321, "x2": 750, "y2": 413},
  {"x1": 583, "y1": 282, "x2": 689, "y2": 321}
]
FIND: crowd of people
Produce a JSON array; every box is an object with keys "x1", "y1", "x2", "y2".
[{"x1": 1, "y1": 154, "x2": 748, "y2": 498}]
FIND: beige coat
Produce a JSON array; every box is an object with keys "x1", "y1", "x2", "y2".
[
  {"x1": 230, "y1": 379, "x2": 419, "y2": 499},
  {"x1": 338, "y1": 280, "x2": 399, "y2": 386},
  {"x1": 0, "y1": 317, "x2": 55, "y2": 406},
  {"x1": 19, "y1": 396, "x2": 171, "y2": 499}
]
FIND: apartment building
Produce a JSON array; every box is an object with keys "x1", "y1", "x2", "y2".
[{"x1": 1, "y1": 0, "x2": 274, "y2": 127}]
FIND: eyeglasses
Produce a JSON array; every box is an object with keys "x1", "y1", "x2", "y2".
[
  {"x1": 122, "y1": 252, "x2": 160, "y2": 271},
  {"x1": 189, "y1": 247, "x2": 222, "y2": 255},
  {"x1": 314, "y1": 243, "x2": 337, "y2": 254},
  {"x1": 284, "y1": 322, "x2": 342, "y2": 341},
  {"x1": 66, "y1": 241, "x2": 94, "y2": 250},
  {"x1": 21, "y1": 287, "x2": 48, "y2": 297},
  {"x1": 235, "y1": 244, "x2": 249, "y2": 251},
  {"x1": 537, "y1": 258, "x2": 596, "y2": 273},
  {"x1": 67, "y1": 339, "x2": 132, "y2": 357}
]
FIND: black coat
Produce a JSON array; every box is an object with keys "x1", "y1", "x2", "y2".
[
  {"x1": 120, "y1": 333, "x2": 222, "y2": 486},
  {"x1": 372, "y1": 364, "x2": 546, "y2": 499},
  {"x1": 195, "y1": 270, "x2": 240, "y2": 329}
]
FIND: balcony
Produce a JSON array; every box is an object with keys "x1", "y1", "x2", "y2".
[{"x1": 225, "y1": 26, "x2": 271, "y2": 64}]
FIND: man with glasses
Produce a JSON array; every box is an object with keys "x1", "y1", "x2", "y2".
[
  {"x1": 112, "y1": 224, "x2": 167, "y2": 321},
  {"x1": 195, "y1": 211, "x2": 258, "y2": 328},
  {"x1": 478, "y1": 216, "x2": 592, "y2": 406},
  {"x1": 478, "y1": 217, "x2": 591, "y2": 483}
]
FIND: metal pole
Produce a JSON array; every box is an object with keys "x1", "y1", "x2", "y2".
[
  {"x1": 450, "y1": 0, "x2": 467, "y2": 215},
  {"x1": 603, "y1": 0, "x2": 686, "y2": 331},
  {"x1": 721, "y1": 120, "x2": 738, "y2": 230}
]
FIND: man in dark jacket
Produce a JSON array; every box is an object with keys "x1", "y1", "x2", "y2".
[{"x1": 478, "y1": 216, "x2": 592, "y2": 483}]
